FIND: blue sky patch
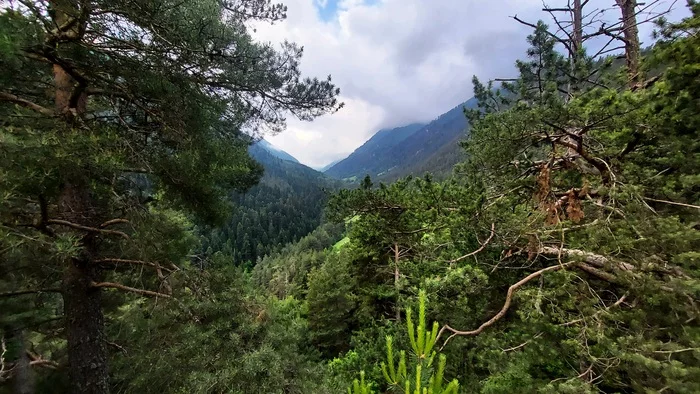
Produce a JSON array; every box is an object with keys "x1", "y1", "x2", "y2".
[{"x1": 315, "y1": 0, "x2": 381, "y2": 22}]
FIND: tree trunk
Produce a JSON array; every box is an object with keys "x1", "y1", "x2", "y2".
[
  {"x1": 62, "y1": 261, "x2": 108, "y2": 394},
  {"x1": 58, "y1": 184, "x2": 109, "y2": 394},
  {"x1": 393, "y1": 243, "x2": 401, "y2": 322},
  {"x1": 12, "y1": 331, "x2": 35, "y2": 394},
  {"x1": 49, "y1": 1, "x2": 109, "y2": 391},
  {"x1": 572, "y1": 0, "x2": 583, "y2": 54},
  {"x1": 615, "y1": 0, "x2": 641, "y2": 86}
]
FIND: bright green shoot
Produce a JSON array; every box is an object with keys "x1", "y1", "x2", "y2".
[
  {"x1": 356, "y1": 289, "x2": 460, "y2": 394},
  {"x1": 349, "y1": 371, "x2": 374, "y2": 394},
  {"x1": 406, "y1": 290, "x2": 440, "y2": 365}
]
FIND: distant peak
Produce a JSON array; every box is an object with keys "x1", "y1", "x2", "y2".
[{"x1": 253, "y1": 139, "x2": 300, "y2": 164}]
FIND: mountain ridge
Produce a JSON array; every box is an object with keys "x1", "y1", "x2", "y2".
[{"x1": 325, "y1": 97, "x2": 478, "y2": 181}]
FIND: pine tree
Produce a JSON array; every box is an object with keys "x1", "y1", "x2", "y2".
[
  {"x1": 0, "y1": 1, "x2": 340, "y2": 392},
  {"x1": 351, "y1": 290, "x2": 459, "y2": 394}
]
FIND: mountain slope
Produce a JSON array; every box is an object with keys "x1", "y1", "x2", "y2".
[
  {"x1": 317, "y1": 158, "x2": 342, "y2": 172},
  {"x1": 325, "y1": 123, "x2": 425, "y2": 180},
  {"x1": 326, "y1": 97, "x2": 478, "y2": 181},
  {"x1": 255, "y1": 139, "x2": 300, "y2": 163},
  {"x1": 201, "y1": 145, "x2": 337, "y2": 265}
]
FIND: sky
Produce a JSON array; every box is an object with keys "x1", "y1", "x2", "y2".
[{"x1": 255, "y1": 0, "x2": 687, "y2": 169}]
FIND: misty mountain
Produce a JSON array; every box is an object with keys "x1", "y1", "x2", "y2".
[
  {"x1": 255, "y1": 139, "x2": 300, "y2": 163},
  {"x1": 325, "y1": 97, "x2": 478, "y2": 181},
  {"x1": 324, "y1": 123, "x2": 425, "y2": 180}
]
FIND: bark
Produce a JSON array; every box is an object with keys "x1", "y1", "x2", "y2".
[
  {"x1": 59, "y1": 184, "x2": 109, "y2": 394},
  {"x1": 12, "y1": 331, "x2": 35, "y2": 394},
  {"x1": 572, "y1": 0, "x2": 583, "y2": 54},
  {"x1": 393, "y1": 242, "x2": 401, "y2": 322},
  {"x1": 49, "y1": 1, "x2": 108, "y2": 391},
  {"x1": 615, "y1": 0, "x2": 641, "y2": 86}
]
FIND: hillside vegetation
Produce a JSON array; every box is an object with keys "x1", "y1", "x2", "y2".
[{"x1": 1, "y1": 1, "x2": 699, "y2": 394}]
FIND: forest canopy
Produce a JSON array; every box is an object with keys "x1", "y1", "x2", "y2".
[{"x1": 1, "y1": 0, "x2": 699, "y2": 393}]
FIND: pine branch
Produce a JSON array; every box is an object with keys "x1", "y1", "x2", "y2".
[
  {"x1": 0, "y1": 288, "x2": 62, "y2": 298},
  {"x1": 47, "y1": 219, "x2": 129, "y2": 239},
  {"x1": 99, "y1": 219, "x2": 129, "y2": 228},
  {"x1": 27, "y1": 351, "x2": 59, "y2": 369},
  {"x1": 560, "y1": 294, "x2": 628, "y2": 326},
  {"x1": 438, "y1": 263, "x2": 573, "y2": 348},
  {"x1": 449, "y1": 223, "x2": 495, "y2": 264},
  {"x1": 90, "y1": 281, "x2": 171, "y2": 298},
  {"x1": 539, "y1": 246, "x2": 636, "y2": 271},
  {"x1": 501, "y1": 332, "x2": 543, "y2": 352},
  {"x1": 104, "y1": 339, "x2": 127, "y2": 355},
  {"x1": 94, "y1": 258, "x2": 173, "y2": 272},
  {"x1": 0, "y1": 91, "x2": 54, "y2": 117},
  {"x1": 643, "y1": 197, "x2": 700, "y2": 210}
]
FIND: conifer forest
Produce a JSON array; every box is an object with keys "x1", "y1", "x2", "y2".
[{"x1": 0, "y1": 0, "x2": 698, "y2": 393}]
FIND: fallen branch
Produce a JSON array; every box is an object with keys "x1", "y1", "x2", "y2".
[
  {"x1": 574, "y1": 262, "x2": 620, "y2": 283},
  {"x1": 90, "y1": 281, "x2": 171, "y2": 298},
  {"x1": 449, "y1": 223, "x2": 496, "y2": 264},
  {"x1": 47, "y1": 219, "x2": 129, "y2": 239},
  {"x1": 438, "y1": 263, "x2": 573, "y2": 348}
]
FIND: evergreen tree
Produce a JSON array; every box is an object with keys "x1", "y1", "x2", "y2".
[{"x1": 0, "y1": 1, "x2": 339, "y2": 392}]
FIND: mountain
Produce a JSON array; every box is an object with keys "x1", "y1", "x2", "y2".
[
  {"x1": 200, "y1": 144, "x2": 337, "y2": 266},
  {"x1": 255, "y1": 139, "x2": 300, "y2": 163},
  {"x1": 324, "y1": 123, "x2": 425, "y2": 180},
  {"x1": 316, "y1": 158, "x2": 343, "y2": 172},
  {"x1": 325, "y1": 97, "x2": 478, "y2": 181}
]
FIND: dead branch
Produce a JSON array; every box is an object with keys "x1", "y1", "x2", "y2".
[
  {"x1": 501, "y1": 332, "x2": 543, "y2": 352},
  {"x1": 94, "y1": 258, "x2": 173, "y2": 272},
  {"x1": 438, "y1": 263, "x2": 573, "y2": 348},
  {"x1": 0, "y1": 91, "x2": 54, "y2": 117},
  {"x1": 643, "y1": 197, "x2": 700, "y2": 210},
  {"x1": 27, "y1": 351, "x2": 59, "y2": 370},
  {"x1": 99, "y1": 218, "x2": 129, "y2": 228},
  {"x1": 104, "y1": 339, "x2": 127, "y2": 355},
  {"x1": 539, "y1": 246, "x2": 635, "y2": 271},
  {"x1": 512, "y1": 15, "x2": 573, "y2": 56},
  {"x1": 560, "y1": 294, "x2": 628, "y2": 326},
  {"x1": 47, "y1": 219, "x2": 129, "y2": 239},
  {"x1": 449, "y1": 223, "x2": 496, "y2": 264},
  {"x1": 90, "y1": 281, "x2": 171, "y2": 298},
  {"x1": 0, "y1": 288, "x2": 62, "y2": 298}
]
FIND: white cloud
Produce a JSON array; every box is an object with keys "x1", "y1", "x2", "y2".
[{"x1": 255, "y1": 0, "x2": 686, "y2": 168}]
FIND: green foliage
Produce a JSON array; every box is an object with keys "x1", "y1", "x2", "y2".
[
  {"x1": 109, "y1": 264, "x2": 329, "y2": 394},
  {"x1": 0, "y1": 0, "x2": 339, "y2": 390},
  {"x1": 353, "y1": 290, "x2": 459, "y2": 394},
  {"x1": 306, "y1": 252, "x2": 358, "y2": 357},
  {"x1": 348, "y1": 371, "x2": 375, "y2": 394},
  {"x1": 201, "y1": 145, "x2": 340, "y2": 265}
]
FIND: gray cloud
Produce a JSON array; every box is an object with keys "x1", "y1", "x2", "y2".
[{"x1": 255, "y1": 0, "x2": 686, "y2": 168}]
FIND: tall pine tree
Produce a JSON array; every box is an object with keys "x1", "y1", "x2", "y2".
[{"x1": 0, "y1": 1, "x2": 340, "y2": 392}]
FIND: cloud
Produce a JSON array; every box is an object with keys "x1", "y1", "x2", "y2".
[{"x1": 257, "y1": 0, "x2": 685, "y2": 168}]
